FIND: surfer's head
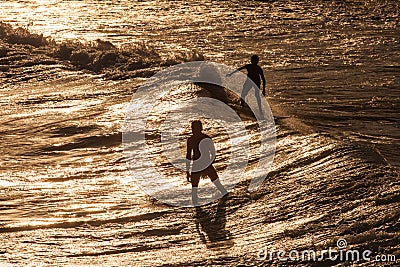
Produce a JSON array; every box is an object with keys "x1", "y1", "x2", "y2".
[
  {"x1": 251, "y1": 54, "x2": 259, "y2": 65},
  {"x1": 191, "y1": 120, "x2": 203, "y2": 134}
]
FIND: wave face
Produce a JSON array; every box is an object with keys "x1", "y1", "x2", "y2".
[{"x1": 0, "y1": 1, "x2": 399, "y2": 266}]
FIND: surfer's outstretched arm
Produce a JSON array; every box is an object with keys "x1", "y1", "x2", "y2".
[{"x1": 227, "y1": 65, "x2": 246, "y2": 77}]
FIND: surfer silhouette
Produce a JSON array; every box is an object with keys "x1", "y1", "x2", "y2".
[
  {"x1": 186, "y1": 120, "x2": 227, "y2": 206},
  {"x1": 227, "y1": 55, "x2": 266, "y2": 107}
]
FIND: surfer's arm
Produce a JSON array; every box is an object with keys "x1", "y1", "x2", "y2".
[
  {"x1": 209, "y1": 139, "x2": 216, "y2": 163},
  {"x1": 227, "y1": 65, "x2": 246, "y2": 77},
  {"x1": 260, "y1": 68, "x2": 266, "y2": 95},
  {"x1": 186, "y1": 138, "x2": 192, "y2": 181}
]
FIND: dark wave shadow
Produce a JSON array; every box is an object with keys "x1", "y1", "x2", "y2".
[{"x1": 44, "y1": 132, "x2": 122, "y2": 151}]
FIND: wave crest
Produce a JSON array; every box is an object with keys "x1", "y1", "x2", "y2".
[{"x1": 0, "y1": 21, "x2": 205, "y2": 80}]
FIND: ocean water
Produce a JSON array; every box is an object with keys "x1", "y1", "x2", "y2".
[{"x1": 0, "y1": 1, "x2": 399, "y2": 266}]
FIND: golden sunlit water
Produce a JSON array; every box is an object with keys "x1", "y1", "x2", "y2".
[{"x1": 0, "y1": 0, "x2": 399, "y2": 266}]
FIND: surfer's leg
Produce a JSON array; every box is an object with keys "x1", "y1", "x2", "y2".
[
  {"x1": 241, "y1": 81, "x2": 252, "y2": 106},
  {"x1": 255, "y1": 84, "x2": 263, "y2": 116},
  {"x1": 208, "y1": 166, "x2": 227, "y2": 195},
  {"x1": 191, "y1": 173, "x2": 200, "y2": 206},
  {"x1": 213, "y1": 179, "x2": 227, "y2": 196}
]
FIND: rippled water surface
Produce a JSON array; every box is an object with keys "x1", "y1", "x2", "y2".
[{"x1": 0, "y1": 0, "x2": 399, "y2": 266}]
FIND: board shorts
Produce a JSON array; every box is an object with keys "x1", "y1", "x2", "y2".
[{"x1": 191, "y1": 165, "x2": 218, "y2": 187}]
